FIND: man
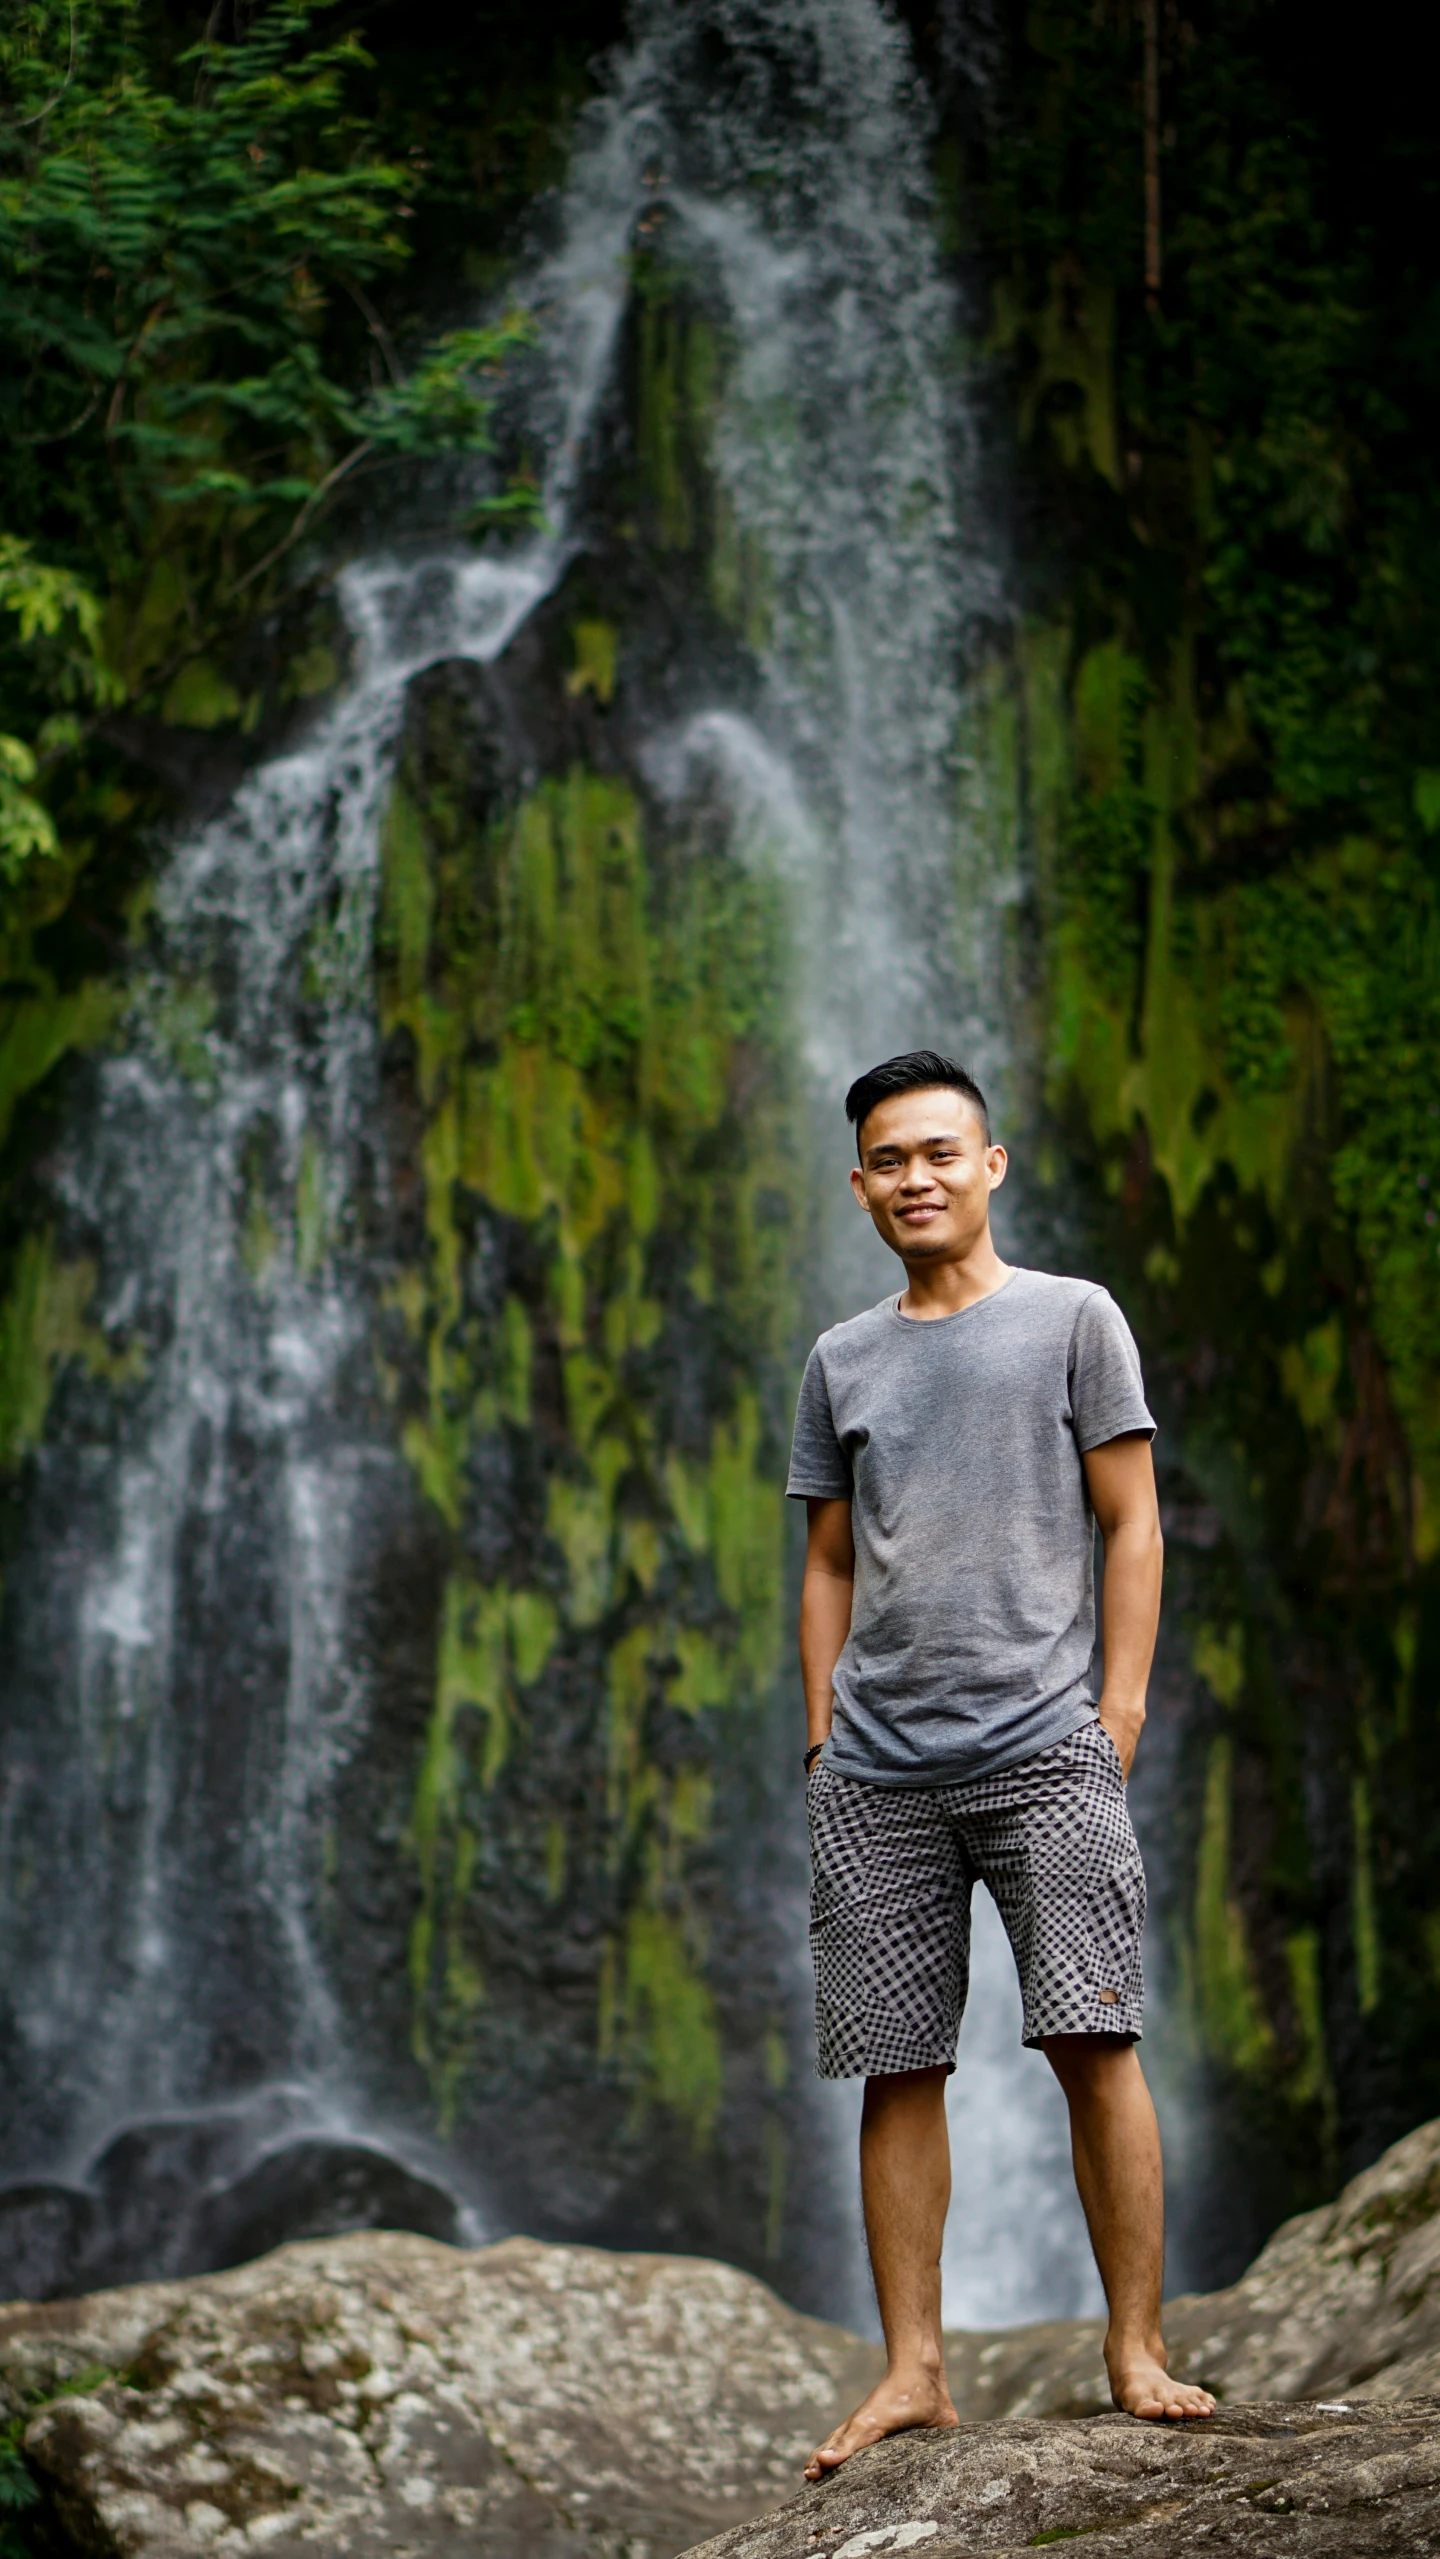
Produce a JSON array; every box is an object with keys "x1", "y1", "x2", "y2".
[{"x1": 788, "y1": 1050, "x2": 1214, "y2": 2477}]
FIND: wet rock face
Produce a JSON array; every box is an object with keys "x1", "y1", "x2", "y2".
[
  {"x1": 1, "y1": 2230, "x2": 880, "y2": 2559},
  {"x1": 686, "y1": 2402, "x2": 1440, "y2": 2559}
]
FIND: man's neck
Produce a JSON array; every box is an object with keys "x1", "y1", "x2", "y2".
[{"x1": 896, "y1": 1233, "x2": 1012, "y2": 1321}]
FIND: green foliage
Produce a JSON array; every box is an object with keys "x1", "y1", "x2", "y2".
[
  {"x1": 0, "y1": 2, "x2": 528, "y2": 578},
  {"x1": 976, "y1": 2, "x2": 1440, "y2": 2196},
  {"x1": 1, "y1": 2364, "x2": 119, "y2": 2558},
  {"x1": 0, "y1": 0, "x2": 533, "y2": 923},
  {"x1": 1066, "y1": 654, "x2": 1154, "y2": 1010},
  {"x1": 0, "y1": 2416, "x2": 39, "y2": 2509},
  {"x1": 0, "y1": 534, "x2": 118, "y2": 879},
  {"x1": 986, "y1": 1, "x2": 1440, "y2": 1446}
]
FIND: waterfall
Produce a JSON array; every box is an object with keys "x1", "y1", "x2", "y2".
[
  {"x1": 0, "y1": 0, "x2": 1104, "y2": 2328},
  {"x1": 0, "y1": 86, "x2": 638, "y2": 2294}
]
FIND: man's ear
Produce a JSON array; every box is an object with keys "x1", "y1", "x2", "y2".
[
  {"x1": 986, "y1": 1143, "x2": 1009, "y2": 1192},
  {"x1": 849, "y1": 1164, "x2": 869, "y2": 1210}
]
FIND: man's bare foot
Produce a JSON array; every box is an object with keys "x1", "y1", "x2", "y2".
[
  {"x1": 1108, "y1": 2345, "x2": 1216, "y2": 2422},
  {"x1": 805, "y1": 2368, "x2": 960, "y2": 2479}
]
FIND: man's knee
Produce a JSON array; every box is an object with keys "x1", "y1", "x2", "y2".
[
  {"x1": 862, "y1": 2064, "x2": 950, "y2": 2119},
  {"x1": 1041, "y1": 2031, "x2": 1139, "y2": 2096}
]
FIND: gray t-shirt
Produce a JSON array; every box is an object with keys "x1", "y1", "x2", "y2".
[{"x1": 786, "y1": 1268, "x2": 1155, "y2": 1787}]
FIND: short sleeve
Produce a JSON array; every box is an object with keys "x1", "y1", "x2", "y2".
[
  {"x1": 786, "y1": 1346, "x2": 852, "y2": 1499},
  {"x1": 1068, "y1": 1289, "x2": 1155, "y2": 1452}
]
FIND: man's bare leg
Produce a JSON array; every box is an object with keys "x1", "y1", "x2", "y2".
[
  {"x1": 1043, "y1": 2034, "x2": 1215, "y2": 2421},
  {"x1": 806, "y1": 2067, "x2": 961, "y2": 2477}
]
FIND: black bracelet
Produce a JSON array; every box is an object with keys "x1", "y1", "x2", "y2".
[{"x1": 803, "y1": 1741, "x2": 826, "y2": 1773}]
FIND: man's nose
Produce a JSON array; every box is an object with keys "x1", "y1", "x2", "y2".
[{"x1": 898, "y1": 1160, "x2": 938, "y2": 1190}]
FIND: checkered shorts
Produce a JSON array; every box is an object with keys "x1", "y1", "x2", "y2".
[{"x1": 807, "y1": 1718, "x2": 1146, "y2": 2078}]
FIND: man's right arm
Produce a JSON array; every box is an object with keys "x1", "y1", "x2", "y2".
[{"x1": 800, "y1": 1495, "x2": 855, "y2": 1758}]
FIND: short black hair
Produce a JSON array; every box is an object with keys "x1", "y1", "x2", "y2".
[{"x1": 844, "y1": 1050, "x2": 991, "y2": 1156}]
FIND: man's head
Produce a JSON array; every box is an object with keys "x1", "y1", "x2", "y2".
[{"x1": 844, "y1": 1049, "x2": 1006, "y2": 1266}]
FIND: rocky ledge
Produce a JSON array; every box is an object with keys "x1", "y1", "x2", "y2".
[{"x1": 685, "y1": 2400, "x2": 1440, "y2": 2559}]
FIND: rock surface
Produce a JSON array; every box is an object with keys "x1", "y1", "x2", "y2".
[
  {"x1": 943, "y1": 2112, "x2": 1440, "y2": 2420},
  {"x1": 1, "y1": 2229, "x2": 878, "y2": 2559},
  {"x1": 684, "y1": 2400, "x2": 1440, "y2": 2559},
  {"x1": 10, "y1": 2114, "x2": 1440, "y2": 2558}
]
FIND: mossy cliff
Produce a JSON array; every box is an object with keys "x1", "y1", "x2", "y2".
[
  {"x1": 932, "y1": 0, "x2": 1440, "y2": 2269},
  {"x1": 355, "y1": 651, "x2": 807, "y2": 2263}
]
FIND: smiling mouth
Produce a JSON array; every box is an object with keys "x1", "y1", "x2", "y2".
[{"x1": 897, "y1": 1203, "x2": 944, "y2": 1220}]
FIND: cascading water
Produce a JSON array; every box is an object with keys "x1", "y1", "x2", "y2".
[
  {"x1": 0, "y1": 99, "x2": 638, "y2": 2297},
  {"x1": 1, "y1": 0, "x2": 1106, "y2": 2327}
]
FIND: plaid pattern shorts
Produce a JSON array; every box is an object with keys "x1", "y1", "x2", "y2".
[{"x1": 807, "y1": 1718, "x2": 1146, "y2": 2078}]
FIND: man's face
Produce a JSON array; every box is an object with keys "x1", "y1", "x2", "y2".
[{"x1": 849, "y1": 1087, "x2": 1007, "y2": 1261}]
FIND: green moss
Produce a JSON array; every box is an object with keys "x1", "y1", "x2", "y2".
[
  {"x1": 295, "y1": 1132, "x2": 328, "y2": 1280},
  {"x1": 621, "y1": 1905, "x2": 723, "y2": 2146},
  {"x1": 996, "y1": 259, "x2": 1120, "y2": 489},
  {"x1": 709, "y1": 1393, "x2": 783, "y2": 1683},
  {"x1": 379, "y1": 782, "x2": 436, "y2": 1022},
  {"x1": 710, "y1": 485, "x2": 773, "y2": 655},
  {"x1": 406, "y1": 1571, "x2": 558, "y2": 2093},
  {"x1": 287, "y1": 644, "x2": 338, "y2": 700},
  {"x1": 667, "y1": 1627, "x2": 731, "y2": 1714},
  {"x1": 0, "y1": 1232, "x2": 144, "y2": 1475},
  {"x1": 0, "y1": 1234, "x2": 95, "y2": 1471},
  {"x1": 1194, "y1": 1737, "x2": 1274, "y2": 2075},
  {"x1": 1284, "y1": 1929, "x2": 1333, "y2": 2113},
  {"x1": 147, "y1": 980, "x2": 218, "y2": 1089},
  {"x1": 1279, "y1": 1320, "x2": 1343, "y2": 1443},
  {"x1": 566, "y1": 620, "x2": 617, "y2": 705},
  {"x1": 160, "y1": 660, "x2": 242, "y2": 729},
  {"x1": 498, "y1": 1293, "x2": 533, "y2": 1427},
  {"x1": 0, "y1": 978, "x2": 120, "y2": 1151},
  {"x1": 378, "y1": 734, "x2": 799, "y2": 2133},
  {"x1": 1352, "y1": 1778, "x2": 1381, "y2": 2016},
  {"x1": 636, "y1": 301, "x2": 719, "y2": 554},
  {"x1": 1191, "y1": 1622, "x2": 1245, "y2": 1711}
]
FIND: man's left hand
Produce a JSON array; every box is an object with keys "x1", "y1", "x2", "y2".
[{"x1": 1098, "y1": 1702, "x2": 1143, "y2": 1778}]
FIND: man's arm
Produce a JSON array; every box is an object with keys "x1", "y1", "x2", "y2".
[
  {"x1": 1082, "y1": 1432, "x2": 1163, "y2": 1778},
  {"x1": 800, "y1": 1495, "x2": 855, "y2": 1756}
]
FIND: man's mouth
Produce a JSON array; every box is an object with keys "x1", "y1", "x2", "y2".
[{"x1": 897, "y1": 1203, "x2": 944, "y2": 1221}]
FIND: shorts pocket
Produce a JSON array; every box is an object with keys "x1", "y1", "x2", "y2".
[
  {"x1": 1090, "y1": 1720, "x2": 1127, "y2": 1783},
  {"x1": 806, "y1": 1766, "x2": 882, "y2": 1921}
]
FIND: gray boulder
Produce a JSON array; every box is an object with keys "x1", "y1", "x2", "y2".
[
  {"x1": 682, "y1": 2400, "x2": 1440, "y2": 2559},
  {"x1": 1, "y1": 2229, "x2": 878, "y2": 2559}
]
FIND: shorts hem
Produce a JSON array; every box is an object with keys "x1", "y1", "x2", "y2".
[
  {"x1": 1021, "y1": 2010, "x2": 1144, "y2": 2048},
  {"x1": 814, "y1": 2048, "x2": 959, "y2": 2082}
]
